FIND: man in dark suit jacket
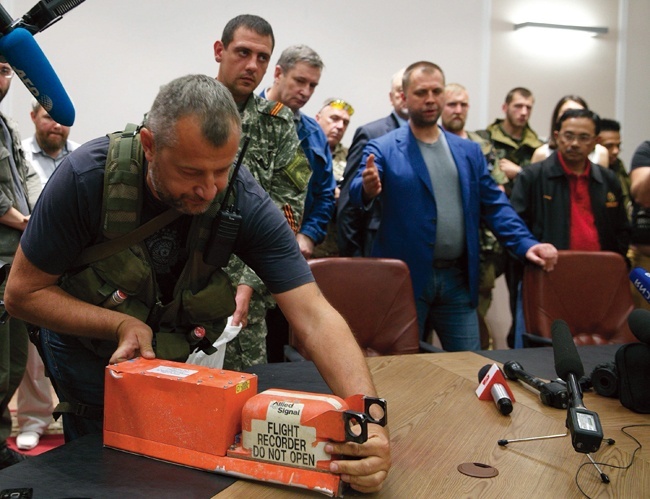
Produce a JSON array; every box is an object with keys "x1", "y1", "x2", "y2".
[
  {"x1": 349, "y1": 61, "x2": 558, "y2": 351},
  {"x1": 337, "y1": 68, "x2": 408, "y2": 256}
]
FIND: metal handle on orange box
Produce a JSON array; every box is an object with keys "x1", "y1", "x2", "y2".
[
  {"x1": 345, "y1": 395, "x2": 388, "y2": 427},
  {"x1": 343, "y1": 410, "x2": 369, "y2": 444}
]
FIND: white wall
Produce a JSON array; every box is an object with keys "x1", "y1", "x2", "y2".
[
  {"x1": 489, "y1": 0, "x2": 618, "y2": 139},
  {"x1": 3, "y1": 0, "x2": 486, "y2": 146},
  {"x1": 4, "y1": 0, "x2": 647, "y2": 165},
  {"x1": 2, "y1": 0, "x2": 647, "y2": 343},
  {"x1": 621, "y1": 0, "x2": 650, "y2": 166}
]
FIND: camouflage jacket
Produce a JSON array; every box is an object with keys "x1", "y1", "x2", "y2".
[
  {"x1": 481, "y1": 119, "x2": 543, "y2": 168},
  {"x1": 478, "y1": 119, "x2": 543, "y2": 194},
  {"x1": 610, "y1": 158, "x2": 632, "y2": 219},
  {"x1": 466, "y1": 130, "x2": 505, "y2": 256},
  {"x1": 0, "y1": 113, "x2": 42, "y2": 261},
  {"x1": 332, "y1": 142, "x2": 348, "y2": 184},
  {"x1": 467, "y1": 130, "x2": 507, "y2": 186},
  {"x1": 226, "y1": 94, "x2": 311, "y2": 295}
]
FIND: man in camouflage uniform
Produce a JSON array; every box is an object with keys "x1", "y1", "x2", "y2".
[
  {"x1": 214, "y1": 15, "x2": 311, "y2": 369},
  {"x1": 441, "y1": 83, "x2": 505, "y2": 349},
  {"x1": 478, "y1": 87, "x2": 542, "y2": 346},
  {"x1": 313, "y1": 98, "x2": 354, "y2": 258},
  {"x1": 478, "y1": 87, "x2": 542, "y2": 196},
  {"x1": 262, "y1": 45, "x2": 335, "y2": 260}
]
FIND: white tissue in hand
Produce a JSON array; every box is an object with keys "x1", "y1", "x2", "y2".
[{"x1": 186, "y1": 316, "x2": 242, "y2": 369}]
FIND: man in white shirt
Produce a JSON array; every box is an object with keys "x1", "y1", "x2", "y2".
[{"x1": 22, "y1": 99, "x2": 79, "y2": 186}]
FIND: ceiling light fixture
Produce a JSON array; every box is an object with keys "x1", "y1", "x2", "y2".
[{"x1": 513, "y1": 22, "x2": 608, "y2": 36}]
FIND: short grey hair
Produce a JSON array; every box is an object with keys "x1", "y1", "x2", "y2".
[
  {"x1": 276, "y1": 44, "x2": 324, "y2": 72},
  {"x1": 144, "y1": 74, "x2": 241, "y2": 149}
]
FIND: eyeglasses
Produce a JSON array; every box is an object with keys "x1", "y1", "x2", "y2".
[
  {"x1": 325, "y1": 99, "x2": 354, "y2": 116},
  {"x1": 0, "y1": 67, "x2": 13, "y2": 79},
  {"x1": 559, "y1": 132, "x2": 594, "y2": 144}
]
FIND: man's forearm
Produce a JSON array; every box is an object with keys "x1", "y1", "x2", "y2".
[
  {"x1": 631, "y1": 167, "x2": 650, "y2": 207},
  {"x1": 5, "y1": 248, "x2": 131, "y2": 341},
  {"x1": 7, "y1": 283, "x2": 131, "y2": 341},
  {"x1": 277, "y1": 284, "x2": 378, "y2": 398},
  {"x1": 0, "y1": 206, "x2": 29, "y2": 231},
  {"x1": 307, "y1": 307, "x2": 378, "y2": 398}
]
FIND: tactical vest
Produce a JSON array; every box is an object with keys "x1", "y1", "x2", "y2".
[{"x1": 58, "y1": 125, "x2": 236, "y2": 362}]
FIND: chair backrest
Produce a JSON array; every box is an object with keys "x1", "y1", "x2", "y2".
[
  {"x1": 523, "y1": 250, "x2": 636, "y2": 345},
  {"x1": 288, "y1": 258, "x2": 421, "y2": 358}
]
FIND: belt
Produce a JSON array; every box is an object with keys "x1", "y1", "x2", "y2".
[{"x1": 433, "y1": 258, "x2": 462, "y2": 269}]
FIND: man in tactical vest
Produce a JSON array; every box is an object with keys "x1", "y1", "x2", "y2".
[{"x1": 4, "y1": 75, "x2": 390, "y2": 493}]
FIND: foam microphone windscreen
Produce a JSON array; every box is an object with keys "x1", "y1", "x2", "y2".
[
  {"x1": 551, "y1": 319, "x2": 584, "y2": 381},
  {"x1": 627, "y1": 309, "x2": 650, "y2": 344},
  {"x1": 0, "y1": 27, "x2": 75, "y2": 126},
  {"x1": 478, "y1": 364, "x2": 490, "y2": 382}
]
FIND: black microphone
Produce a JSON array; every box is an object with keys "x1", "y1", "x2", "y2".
[
  {"x1": 551, "y1": 320, "x2": 603, "y2": 453},
  {"x1": 627, "y1": 309, "x2": 650, "y2": 344},
  {"x1": 477, "y1": 364, "x2": 513, "y2": 416},
  {"x1": 21, "y1": 0, "x2": 87, "y2": 35},
  {"x1": 0, "y1": 3, "x2": 76, "y2": 125},
  {"x1": 503, "y1": 360, "x2": 568, "y2": 409}
]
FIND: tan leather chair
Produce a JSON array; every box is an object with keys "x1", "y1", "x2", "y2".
[
  {"x1": 522, "y1": 250, "x2": 636, "y2": 346},
  {"x1": 285, "y1": 258, "x2": 438, "y2": 360}
]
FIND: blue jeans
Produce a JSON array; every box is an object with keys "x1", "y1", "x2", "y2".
[
  {"x1": 39, "y1": 329, "x2": 107, "y2": 441},
  {"x1": 416, "y1": 267, "x2": 481, "y2": 352}
]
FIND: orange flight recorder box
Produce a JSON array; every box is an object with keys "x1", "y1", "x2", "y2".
[
  {"x1": 103, "y1": 358, "x2": 257, "y2": 469},
  {"x1": 103, "y1": 358, "x2": 356, "y2": 496}
]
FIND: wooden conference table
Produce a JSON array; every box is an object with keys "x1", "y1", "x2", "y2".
[
  {"x1": 0, "y1": 347, "x2": 648, "y2": 498},
  {"x1": 224, "y1": 350, "x2": 650, "y2": 499}
]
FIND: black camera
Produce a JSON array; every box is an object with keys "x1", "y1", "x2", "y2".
[{"x1": 590, "y1": 362, "x2": 618, "y2": 398}]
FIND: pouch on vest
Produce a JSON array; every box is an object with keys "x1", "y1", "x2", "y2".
[
  {"x1": 59, "y1": 245, "x2": 154, "y2": 325},
  {"x1": 153, "y1": 267, "x2": 236, "y2": 362}
]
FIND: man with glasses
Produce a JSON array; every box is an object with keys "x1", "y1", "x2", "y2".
[
  {"x1": 511, "y1": 108, "x2": 629, "y2": 256},
  {"x1": 510, "y1": 109, "x2": 629, "y2": 347},
  {"x1": 0, "y1": 62, "x2": 42, "y2": 468},
  {"x1": 23, "y1": 99, "x2": 80, "y2": 186}
]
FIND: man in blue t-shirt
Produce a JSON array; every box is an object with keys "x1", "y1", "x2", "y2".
[{"x1": 5, "y1": 74, "x2": 390, "y2": 493}]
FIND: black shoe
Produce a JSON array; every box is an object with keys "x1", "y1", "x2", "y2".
[{"x1": 0, "y1": 442, "x2": 27, "y2": 470}]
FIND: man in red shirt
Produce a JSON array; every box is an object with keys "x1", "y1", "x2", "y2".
[
  {"x1": 511, "y1": 108, "x2": 629, "y2": 257},
  {"x1": 509, "y1": 108, "x2": 629, "y2": 347}
]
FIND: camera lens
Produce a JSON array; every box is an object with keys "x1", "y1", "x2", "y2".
[{"x1": 591, "y1": 363, "x2": 618, "y2": 398}]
